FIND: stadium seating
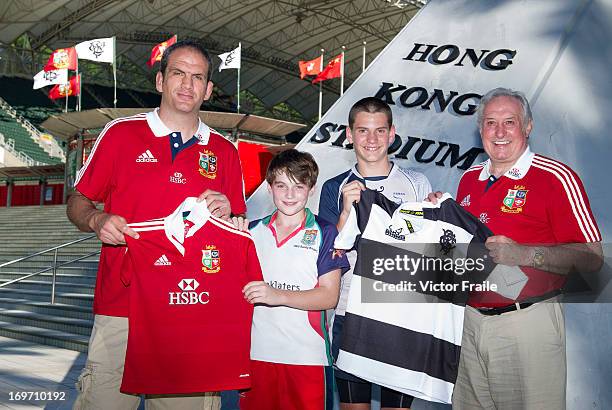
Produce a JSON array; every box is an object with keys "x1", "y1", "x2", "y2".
[{"x1": 0, "y1": 108, "x2": 60, "y2": 164}]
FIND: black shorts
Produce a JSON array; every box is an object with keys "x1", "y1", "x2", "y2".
[{"x1": 336, "y1": 378, "x2": 414, "y2": 408}]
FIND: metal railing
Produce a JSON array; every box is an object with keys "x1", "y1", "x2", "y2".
[{"x1": 0, "y1": 234, "x2": 100, "y2": 304}]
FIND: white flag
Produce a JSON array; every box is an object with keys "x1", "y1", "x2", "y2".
[
  {"x1": 218, "y1": 45, "x2": 241, "y2": 71},
  {"x1": 33, "y1": 68, "x2": 68, "y2": 89},
  {"x1": 75, "y1": 37, "x2": 114, "y2": 63}
]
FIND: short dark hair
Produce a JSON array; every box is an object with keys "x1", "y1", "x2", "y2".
[
  {"x1": 348, "y1": 97, "x2": 393, "y2": 129},
  {"x1": 265, "y1": 149, "x2": 319, "y2": 188},
  {"x1": 159, "y1": 39, "x2": 213, "y2": 83}
]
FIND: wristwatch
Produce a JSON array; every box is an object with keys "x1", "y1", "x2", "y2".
[{"x1": 532, "y1": 247, "x2": 545, "y2": 269}]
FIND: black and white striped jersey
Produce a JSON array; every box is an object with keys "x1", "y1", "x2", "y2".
[{"x1": 333, "y1": 189, "x2": 526, "y2": 403}]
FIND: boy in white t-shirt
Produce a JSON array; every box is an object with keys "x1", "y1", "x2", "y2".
[{"x1": 241, "y1": 149, "x2": 350, "y2": 410}]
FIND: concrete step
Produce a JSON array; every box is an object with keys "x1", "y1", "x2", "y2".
[
  {"x1": 0, "y1": 287, "x2": 93, "y2": 307},
  {"x1": 0, "y1": 271, "x2": 97, "y2": 284},
  {"x1": 0, "y1": 320, "x2": 89, "y2": 352},
  {"x1": 0, "y1": 279, "x2": 95, "y2": 294},
  {"x1": 0, "y1": 297, "x2": 93, "y2": 320},
  {"x1": 0, "y1": 308, "x2": 94, "y2": 336}
]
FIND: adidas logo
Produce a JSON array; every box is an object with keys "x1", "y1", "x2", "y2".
[
  {"x1": 136, "y1": 150, "x2": 158, "y2": 163},
  {"x1": 154, "y1": 254, "x2": 171, "y2": 266}
]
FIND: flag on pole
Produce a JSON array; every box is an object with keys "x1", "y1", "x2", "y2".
[
  {"x1": 48, "y1": 75, "x2": 80, "y2": 100},
  {"x1": 218, "y1": 45, "x2": 241, "y2": 71},
  {"x1": 75, "y1": 37, "x2": 114, "y2": 63},
  {"x1": 43, "y1": 48, "x2": 77, "y2": 71},
  {"x1": 33, "y1": 68, "x2": 68, "y2": 89},
  {"x1": 299, "y1": 56, "x2": 322, "y2": 79},
  {"x1": 147, "y1": 35, "x2": 177, "y2": 67},
  {"x1": 312, "y1": 54, "x2": 343, "y2": 84}
]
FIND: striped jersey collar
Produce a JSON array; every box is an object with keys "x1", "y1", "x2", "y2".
[
  {"x1": 478, "y1": 147, "x2": 534, "y2": 181},
  {"x1": 350, "y1": 162, "x2": 395, "y2": 181},
  {"x1": 263, "y1": 208, "x2": 316, "y2": 248},
  {"x1": 146, "y1": 108, "x2": 211, "y2": 145}
]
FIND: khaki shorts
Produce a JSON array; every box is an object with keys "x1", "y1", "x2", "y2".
[
  {"x1": 453, "y1": 300, "x2": 566, "y2": 410},
  {"x1": 74, "y1": 315, "x2": 220, "y2": 410}
]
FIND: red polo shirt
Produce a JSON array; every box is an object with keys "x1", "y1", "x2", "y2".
[
  {"x1": 457, "y1": 147, "x2": 601, "y2": 307},
  {"x1": 75, "y1": 109, "x2": 246, "y2": 316}
]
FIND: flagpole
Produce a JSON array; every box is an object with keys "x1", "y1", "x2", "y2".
[
  {"x1": 113, "y1": 36, "x2": 117, "y2": 108},
  {"x1": 76, "y1": 59, "x2": 81, "y2": 112},
  {"x1": 340, "y1": 46, "x2": 345, "y2": 96},
  {"x1": 362, "y1": 41, "x2": 367, "y2": 72},
  {"x1": 237, "y1": 42, "x2": 241, "y2": 114},
  {"x1": 318, "y1": 48, "x2": 324, "y2": 120}
]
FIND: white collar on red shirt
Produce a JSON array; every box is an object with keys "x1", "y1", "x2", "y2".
[
  {"x1": 478, "y1": 146, "x2": 534, "y2": 181},
  {"x1": 146, "y1": 108, "x2": 211, "y2": 145},
  {"x1": 164, "y1": 197, "x2": 211, "y2": 255}
]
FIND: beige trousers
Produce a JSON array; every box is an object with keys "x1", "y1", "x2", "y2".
[
  {"x1": 452, "y1": 300, "x2": 566, "y2": 410},
  {"x1": 73, "y1": 315, "x2": 220, "y2": 410}
]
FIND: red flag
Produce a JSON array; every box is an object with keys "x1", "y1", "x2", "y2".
[
  {"x1": 43, "y1": 48, "x2": 77, "y2": 71},
  {"x1": 312, "y1": 54, "x2": 343, "y2": 84},
  {"x1": 298, "y1": 56, "x2": 322, "y2": 79},
  {"x1": 147, "y1": 35, "x2": 177, "y2": 67},
  {"x1": 48, "y1": 75, "x2": 80, "y2": 100}
]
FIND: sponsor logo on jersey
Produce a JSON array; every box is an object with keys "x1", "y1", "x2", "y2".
[
  {"x1": 154, "y1": 254, "x2": 171, "y2": 266},
  {"x1": 508, "y1": 167, "x2": 522, "y2": 178},
  {"x1": 439, "y1": 229, "x2": 456, "y2": 255},
  {"x1": 385, "y1": 225, "x2": 406, "y2": 241},
  {"x1": 301, "y1": 229, "x2": 318, "y2": 246},
  {"x1": 202, "y1": 245, "x2": 220, "y2": 273},
  {"x1": 501, "y1": 186, "x2": 528, "y2": 213},
  {"x1": 460, "y1": 194, "x2": 471, "y2": 207},
  {"x1": 198, "y1": 150, "x2": 217, "y2": 179},
  {"x1": 479, "y1": 213, "x2": 490, "y2": 224},
  {"x1": 239, "y1": 373, "x2": 250, "y2": 378},
  {"x1": 136, "y1": 149, "x2": 158, "y2": 163},
  {"x1": 331, "y1": 249, "x2": 346, "y2": 259},
  {"x1": 399, "y1": 209, "x2": 424, "y2": 217},
  {"x1": 169, "y1": 278, "x2": 210, "y2": 305},
  {"x1": 404, "y1": 219, "x2": 415, "y2": 233},
  {"x1": 170, "y1": 171, "x2": 187, "y2": 184}
]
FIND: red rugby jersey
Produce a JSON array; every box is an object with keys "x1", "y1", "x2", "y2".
[
  {"x1": 120, "y1": 197, "x2": 262, "y2": 394},
  {"x1": 75, "y1": 109, "x2": 246, "y2": 317},
  {"x1": 456, "y1": 148, "x2": 601, "y2": 307}
]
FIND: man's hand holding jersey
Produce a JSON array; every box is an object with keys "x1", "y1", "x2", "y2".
[
  {"x1": 89, "y1": 212, "x2": 139, "y2": 245},
  {"x1": 197, "y1": 189, "x2": 232, "y2": 220}
]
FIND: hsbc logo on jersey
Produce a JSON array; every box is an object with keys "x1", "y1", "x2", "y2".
[
  {"x1": 169, "y1": 278, "x2": 210, "y2": 305},
  {"x1": 170, "y1": 172, "x2": 187, "y2": 184}
]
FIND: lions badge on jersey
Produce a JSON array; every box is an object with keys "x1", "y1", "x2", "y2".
[
  {"x1": 202, "y1": 245, "x2": 221, "y2": 273},
  {"x1": 198, "y1": 150, "x2": 217, "y2": 179},
  {"x1": 501, "y1": 186, "x2": 528, "y2": 214},
  {"x1": 301, "y1": 229, "x2": 318, "y2": 246}
]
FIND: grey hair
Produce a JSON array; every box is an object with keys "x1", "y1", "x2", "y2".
[{"x1": 476, "y1": 88, "x2": 533, "y2": 132}]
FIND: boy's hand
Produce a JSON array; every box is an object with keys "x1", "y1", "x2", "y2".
[
  {"x1": 340, "y1": 180, "x2": 366, "y2": 215},
  {"x1": 231, "y1": 216, "x2": 249, "y2": 232},
  {"x1": 425, "y1": 191, "x2": 444, "y2": 204},
  {"x1": 243, "y1": 281, "x2": 284, "y2": 306}
]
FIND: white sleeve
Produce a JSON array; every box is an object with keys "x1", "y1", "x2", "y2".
[{"x1": 334, "y1": 206, "x2": 360, "y2": 250}]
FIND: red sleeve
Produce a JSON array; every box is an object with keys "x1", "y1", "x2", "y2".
[
  {"x1": 546, "y1": 165, "x2": 601, "y2": 243},
  {"x1": 74, "y1": 121, "x2": 120, "y2": 202},
  {"x1": 245, "y1": 239, "x2": 263, "y2": 282},
  {"x1": 224, "y1": 143, "x2": 247, "y2": 215}
]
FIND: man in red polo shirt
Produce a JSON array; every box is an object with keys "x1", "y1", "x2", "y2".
[
  {"x1": 67, "y1": 40, "x2": 245, "y2": 410},
  {"x1": 430, "y1": 88, "x2": 603, "y2": 409}
]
